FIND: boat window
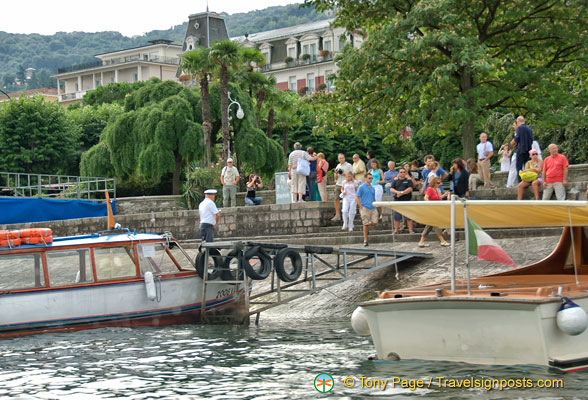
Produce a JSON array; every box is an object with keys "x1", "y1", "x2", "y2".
[
  {"x1": 94, "y1": 246, "x2": 138, "y2": 280},
  {"x1": 0, "y1": 253, "x2": 45, "y2": 290},
  {"x1": 46, "y1": 249, "x2": 93, "y2": 287},
  {"x1": 168, "y1": 244, "x2": 195, "y2": 271},
  {"x1": 137, "y1": 243, "x2": 192, "y2": 275}
]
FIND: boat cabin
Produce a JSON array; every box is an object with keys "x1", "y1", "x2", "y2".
[{"x1": 0, "y1": 231, "x2": 195, "y2": 293}]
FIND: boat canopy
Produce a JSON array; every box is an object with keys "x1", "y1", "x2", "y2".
[{"x1": 373, "y1": 200, "x2": 588, "y2": 228}]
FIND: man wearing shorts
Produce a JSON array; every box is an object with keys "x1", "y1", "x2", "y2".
[
  {"x1": 542, "y1": 143, "x2": 569, "y2": 200},
  {"x1": 356, "y1": 173, "x2": 377, "y2": 247},
  {"x1": 389, "y1": 168, "x2": 415, "y2": 234},
  {"x1": 287, "y1": 142, "x2": 313, "y2": 202}
]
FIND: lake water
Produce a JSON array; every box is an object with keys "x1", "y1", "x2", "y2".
[{"x1": 0, "y1": 319, "x2": 586, "y2": 399}]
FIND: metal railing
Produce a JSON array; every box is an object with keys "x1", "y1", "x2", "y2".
[
  {"x1": 57, "y1": 56, "x2": 180, "y2": 74},
  {"x1": 0, "y1": 172, "x2": 116, "y2": 201}
]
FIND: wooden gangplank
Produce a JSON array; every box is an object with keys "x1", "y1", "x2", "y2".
[{"x1": 198, "y1": 242, "x2": 432, "y2": 324}]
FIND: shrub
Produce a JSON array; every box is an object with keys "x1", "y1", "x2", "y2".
[{"x1": 181, "y1": 162, "x2": 223, "y2": 210}]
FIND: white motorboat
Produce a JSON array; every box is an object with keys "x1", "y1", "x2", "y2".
[{"x1": 354, "y1": 200, "x2": 588, "y2": 372}]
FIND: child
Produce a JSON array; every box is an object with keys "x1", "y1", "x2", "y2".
[{"x1": 341, "y1": 173, "x2": 358, "y2": 232}]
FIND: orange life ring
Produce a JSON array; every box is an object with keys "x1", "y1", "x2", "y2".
[
  {"x1": 0, "y1": 230, "x2": 21, "y2": 240},
  {"x1": 0, "y1": 238, "x2": 22, "y2": 247},
  {"x1": 19, "y1": 228, "x2": 52, "y2": 238}
]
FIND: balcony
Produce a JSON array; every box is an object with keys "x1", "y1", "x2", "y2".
[
  {"x1": 261, "y1": 52, "x2": 338, "y2": 73},
  {"x1": 57, "y1": 56, "x2": 180, "y2": 74}
]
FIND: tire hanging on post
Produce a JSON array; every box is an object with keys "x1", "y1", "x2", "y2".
[
  {"x1": 243, "y1": 246, "x2": 272, "y2": 280},
  {"x1": 195, "y1": 248, "x2": 222, "y2": 280},
  {"x1": 274, "y1": 247, "x2": 303, "y2": 282},
  {"x1": 222, "y1": 249, "x2": 245, "y2": 281}
]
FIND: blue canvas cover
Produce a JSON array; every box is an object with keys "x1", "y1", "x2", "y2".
[{"x1": 0, "y1": 198, "x2": 115, "y2": 224}]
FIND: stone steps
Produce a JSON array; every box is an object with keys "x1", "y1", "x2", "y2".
[{"x1": 181, "y1": 226, "x2": 562, "y2": 248}]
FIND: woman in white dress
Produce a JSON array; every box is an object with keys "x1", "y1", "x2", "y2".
[{"x1": 498, "y1": 143, "x2": 512, "y2": 172}]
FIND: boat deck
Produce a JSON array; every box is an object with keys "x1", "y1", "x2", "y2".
[{"x1": 378, "y1": 274, "x2": 588, "y2": 302}]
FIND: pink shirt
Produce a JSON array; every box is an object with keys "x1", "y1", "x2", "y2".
[
  {"x1": 424, "y1": 187, "x2": 441, "y2": 201},
  {"x1": 342, "y1": 181, "x2": 358, "y2": 200},
  {"x1": 543, "y1": 154, "x2": 569, "y2": 184}
]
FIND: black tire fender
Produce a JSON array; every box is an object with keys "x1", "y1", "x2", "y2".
[
  {"x1": 221, "y1": 249, "x2": 245, "y2": 281},
  {"x1": 243, "y1": 246, "x2": 272, "y2": 280},
  {"x1": 274, "y1": 248, "x2": 303, "y2": 282},
  {"x1": 195, "y1": 248, "x2": 222, "y2": 280}
]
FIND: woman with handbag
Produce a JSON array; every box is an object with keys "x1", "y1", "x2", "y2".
[
  {"x1": 316, "y1": 153, "x2": 329, "y2": 202},
  {"x1": 517, "y1": 149, "x2": 543, "y2": 200}
]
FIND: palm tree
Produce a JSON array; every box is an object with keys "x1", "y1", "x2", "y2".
[
  {"x1": 180, "y1": 47, "x2": 215, "y2": 165},
  {"x1": 209, "y1": 40, "x2": 242, "y2": 161}
]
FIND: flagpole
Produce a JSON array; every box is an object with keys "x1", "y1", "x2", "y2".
[
  {"x1": 463, "y1": 199, "x2": 471, "y2": 295},
  {"x1": 450, "y1": 195, "x2": 456, "y2": 294}
]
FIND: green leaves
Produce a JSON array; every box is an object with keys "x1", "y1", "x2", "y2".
[
  {"x1": 304, "y1": 0, "x2": 587, "y2": 159},
  {"x1": 0, "y1": 95, "x2": 74, "y2": 174}
]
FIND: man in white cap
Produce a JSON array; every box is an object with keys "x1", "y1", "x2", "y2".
[
  {"x1": 199, "y1": 189, "x2": 220, "y2": 242},
  {"x1": 221, "y1": 158, "x2": 239, "y2": 208}
]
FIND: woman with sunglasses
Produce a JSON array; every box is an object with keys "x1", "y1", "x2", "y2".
[
  {"x1": 418, "y1": 177, "x2": 450, "y2": 248},
  {"x1": 517, "y1": 149, "x2": 543, "y2": 200}
]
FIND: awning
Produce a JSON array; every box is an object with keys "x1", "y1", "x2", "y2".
[{"x1": 373, "y1": 200, "x2": 588, "y2": 228}]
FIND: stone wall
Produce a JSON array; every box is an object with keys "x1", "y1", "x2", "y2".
[{"x1": 1, "y1": 202, "x2": 335, "y2": 241}]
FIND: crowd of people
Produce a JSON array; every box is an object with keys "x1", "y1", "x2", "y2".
[
  {"x1": 284, "y1": 115, "x2": 571, "y2": 247},
  {"x1": 198, "y1": 115, "x2": 572, "y2": 245}
]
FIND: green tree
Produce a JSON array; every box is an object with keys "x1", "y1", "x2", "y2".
[
  {"x1": 181, "y1": 47, "x2": 216, "y2": 165},
  {"x1": 305, "y1": 0, "x2": 587, "y2": 159},
  {"x1": 210, "y1": 40, "x2": 242, "y2": 160},
  {"x1": 0, "y1": 96, "x2": 75, "y2": 174},
  {"x1": 83, "y1": 82, "x2": 144, "y2": 106},
  {"x1": 82, "y1": 80, "x2": 204, "y2": 195}
]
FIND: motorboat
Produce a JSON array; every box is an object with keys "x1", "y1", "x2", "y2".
[
  {"x1": 0, "y1": 227, "x2": 242, "y2": 337},
  {"x1": 353, "y1": 200, "x2": 588, "y2": 372}
]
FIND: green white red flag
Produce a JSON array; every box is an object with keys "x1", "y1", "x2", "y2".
[{"x1": 467, "y1": 217, "x2": 516, "y2": 268}]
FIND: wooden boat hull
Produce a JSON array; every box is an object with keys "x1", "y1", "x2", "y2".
[
  {"x1": 362, "y1": 294, "x2": 588, "y2": 371},
  {"x1": 0, "y1": 275, "x2": 242, "y2": 338}
]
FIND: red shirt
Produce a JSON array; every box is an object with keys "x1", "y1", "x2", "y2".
[
  {"x1": 543, "y1": 154, "x2": 569, "y2": 184},
  {"x1": 425, "y1": 187, "x2": 441, "y2": 201}
]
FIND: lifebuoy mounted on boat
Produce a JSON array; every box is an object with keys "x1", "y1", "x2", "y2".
[{"x1": 0, "y1": 228, "x2": 53, "y2": 247}]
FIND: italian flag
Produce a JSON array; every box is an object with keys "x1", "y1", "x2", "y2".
[{"x1": 467, "y1": 217, "x2": 516, "y2": 268}]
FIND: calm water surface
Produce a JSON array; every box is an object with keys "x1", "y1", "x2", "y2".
[{"x1": 0, "y1": 320, "x2": 586, "y2": 399}]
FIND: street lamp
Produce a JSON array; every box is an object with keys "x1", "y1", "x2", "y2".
[
  {"x1": 226, "y1": 91, "x2": 244, "y2": 159},
  {"x1": 227, "y1": 91, "x2": 244, "y2": 121}
]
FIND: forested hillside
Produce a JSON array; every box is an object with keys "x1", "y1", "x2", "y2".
[{"x1": 0, "y1": 3, "x2": 325, "y2": 93}]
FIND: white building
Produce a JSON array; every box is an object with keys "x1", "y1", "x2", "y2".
[
  {"x1": 51, "y1": 40, "x2": 183, "y2": 105},
  {"x1": 236, "y1": 19, "x2": 362, "y2": 94}
]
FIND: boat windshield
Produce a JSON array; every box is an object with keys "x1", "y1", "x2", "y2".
[
  {"x1": 0, "y1": 253, "x2": 45, "y2": 290},
  {"x1": 137, "y1": 243, "x2": 195, "y2": 275}
]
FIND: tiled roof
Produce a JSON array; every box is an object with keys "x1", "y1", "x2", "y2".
[
  {"x1": 233, "y1": 19, "x2": 334, "y2": 43},
  {"x1": 4, "y1": 87, "x2": 58, "y2": 98}
]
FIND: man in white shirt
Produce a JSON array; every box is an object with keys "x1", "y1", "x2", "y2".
[
  {"x1": 220, "y1": 158, "x2": 239, "y2": 208},
  {"x1": 331, "y1": 153, "x2": 353, "y2": 221},
  {"x1": 476, "y1": 132, "x2": 496, "y2": 189},
  {"x1": 199, "y1": 189, "x2": 220, "y2": 242},
  {"x1": 288, "y1": 142, "x2": 313, "y2": 202}
]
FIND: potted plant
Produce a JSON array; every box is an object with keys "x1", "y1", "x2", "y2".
[
  {"x1": 302, "y1": 53, "x2": 311, "y2": 63},
  {"x1": 298, "y1": 86, "x2": 308, "y2": 96},
  {"x1": 317, "y1": 83, "x2": 327, "y2": 92},
  {"x1": 284, "y1": 56, "x2": 294, "y2": 64},
  {"x1": 320, "y1": 49, "x2": 330, "y2": 59}
]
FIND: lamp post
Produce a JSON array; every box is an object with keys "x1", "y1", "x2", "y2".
[{"x1": 227, "y1": 91, "x2": 244, "y2": 158}]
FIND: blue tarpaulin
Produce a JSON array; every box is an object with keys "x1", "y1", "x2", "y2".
[{"x1": 0, "y1": 197, "x2": 116, "y2": 225}]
